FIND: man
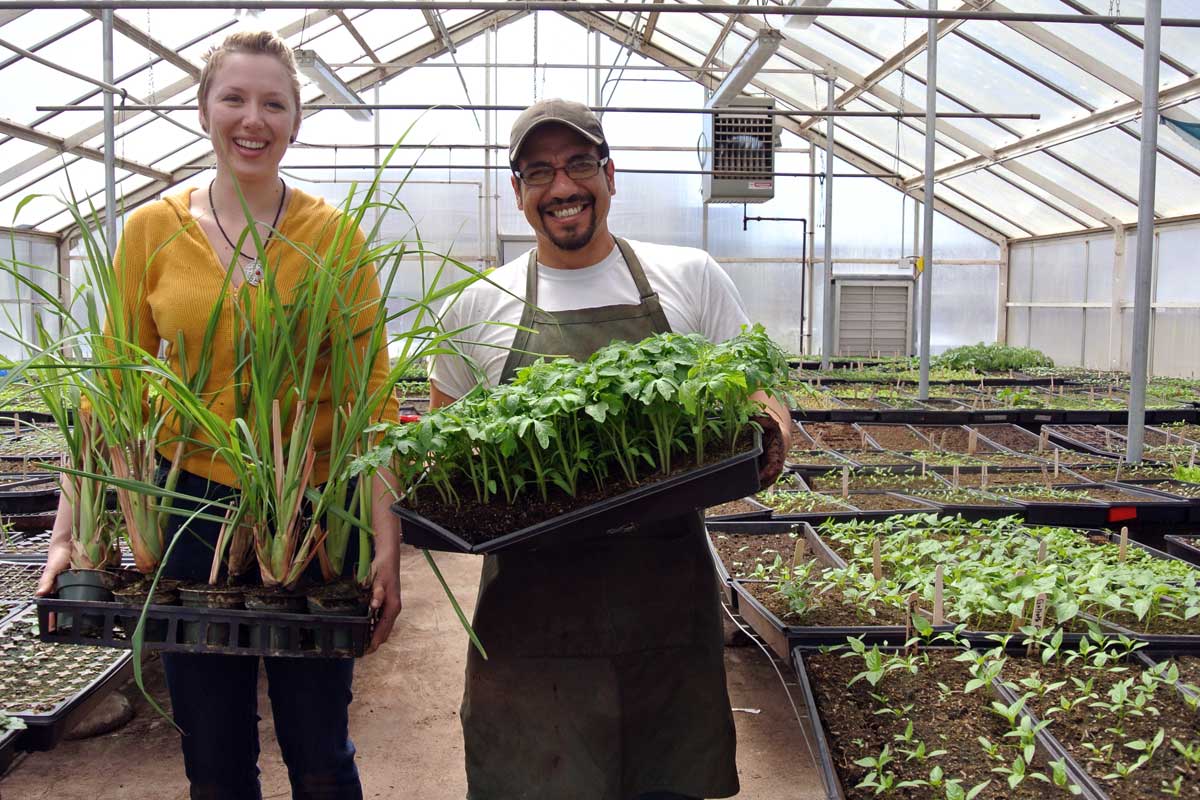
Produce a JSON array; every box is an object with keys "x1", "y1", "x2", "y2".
[{"x1": 429, "y1": 98, "x2": 791, "y2": 800}]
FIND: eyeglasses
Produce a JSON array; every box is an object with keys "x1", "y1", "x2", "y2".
[{"x1": 514, "y1": 156, "x2": 609, "y2": 186}]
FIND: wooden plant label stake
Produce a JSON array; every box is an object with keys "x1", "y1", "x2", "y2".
[
  {"x1": 792, "y1": 537, "x2": 807, "y2": 573},
  {"x1": 933, "y1": 565, "x2": 944, "y2": 626},
  {"x1": 12, "y1": 416, "x2": 19, "y2": 436},
  {"x1": 1105, "y1": 430, "x2": 1113, "y2": 451},
  {"x1": 872, "y1": 537, "x2": 882, "y2": 581},
  {"x1": 920, "y1": 454, "x2": 927, "y2": 476},
  {"x1": 1090, "y1": 386, "x2": 1096, "y2": 401},
  {"x1": 968, "y1": 429, "x2": 979, "y2": 454},
  {"x1": 1053, "y1": 449, "x2": 1060, "y2": 476},
  {"x1": 1041, "y1": 465, "x2": 1051, "y2": 488},
  {"x1": 1050, "y1": 376, "x2": 1055, "y2": 390},
  {"x1": 861, "y1": 430, "x2": 869, "y2": 449},
  {"x1": 1037, "y1": 538, "x2": 1048, "y2": 563},
  {"x1": 952, "y1": 465, "x2": 960, "y2": 487},
  {"x1": 1039, "y1": 429, "x2": 1049, "y2": 453},
  {"x1": 842, "y1": 465, "x2": 850, "y2": 498},
  {"x1": 1026, "y1": 592, "x2": 1049, "y2": 656},
  {"x1": 1119, "y1": 526, "x2": 1129, "y2": 562},
  {"x1": 980, "y1": 465, "x2": 989, "y2": 488},
  {"x1": 905, "y1": 592, "x2": 920, "y2": 653}
]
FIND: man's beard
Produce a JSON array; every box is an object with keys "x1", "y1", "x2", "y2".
[{"x1": 541, "y1": 198, "x2": 596, "y2": 251}]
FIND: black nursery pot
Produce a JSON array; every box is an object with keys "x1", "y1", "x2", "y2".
[
  {"x1": 307, "y1": 581, "x2": 369, "y2": 650},
  {"x1": 54, "y1": 568, "x2": 117, "y2": 637},
  {"x1": 244, "y1": 588, "x2": 307, "y2": 651},
  {"x1": 112, "y1": 578, "x2": 180, "y2": 642},
  {"x1": 178, "y1": 585, "x2": 245, "y2": 646}
]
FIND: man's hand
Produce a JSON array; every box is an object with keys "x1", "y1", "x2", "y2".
[
  {"x1": 754, "y1": 414, "x2": 788, "y2": 488},
  {"x1": 366, "y1": 548, "x2": 401, "y2": 654}
]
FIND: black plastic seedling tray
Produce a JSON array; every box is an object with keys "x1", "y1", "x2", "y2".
[
  {"x1": 0, "y1": 609, "x2": 133, "y2": 751},
  {"x1": 35, "y1": 596, "x2": 373, "y2": 658},
  {"x1": 704, "y1": 520, "x2": 826, "y2": 611},
  {"x1": 1164, "y1": 534, "x2": 1200, "y2": 567},
  {"x1": 0, "y1": 476, "x2": 58, "y2": 516},
  {"x1": 395, "y1": 434, "x2": 763, "y2": 555},
  {"x1": 1110, "y1": 480, "x2": 1200, "y2": 523}
]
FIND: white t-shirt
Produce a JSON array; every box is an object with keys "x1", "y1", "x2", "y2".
[{"x1": 430, "y1": 238, "x2": 751, "y2": 398}]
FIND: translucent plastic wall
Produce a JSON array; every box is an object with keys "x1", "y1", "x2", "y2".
[
  {"x1": 1008, "y1": 218, "x2": 1200, "y2": 378},
  {"x1": 0, "y1": 232, "x2": 59, "y2": 361}
]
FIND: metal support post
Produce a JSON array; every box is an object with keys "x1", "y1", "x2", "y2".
[
  {"x1": 1126, "y1": 0, "x2": 1162, "y2": 463},
  {"x1": 102, "y1": 9, "x2": 116, "y2": 253},
  {"x1": 820, "y1": 72, "x2": 835, "y2": 368},
  {"x1": 917, "y1": 0, "x2": 937, "y2": 400}
]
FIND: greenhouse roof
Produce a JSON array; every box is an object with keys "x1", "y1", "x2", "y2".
[{"x1": 0, "y1": 1, "x2": 1198, "y2": 242}]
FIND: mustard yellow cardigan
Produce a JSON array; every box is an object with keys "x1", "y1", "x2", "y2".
[{"x1": 114, "y1": 186, "x2": 398, "y2": 487}]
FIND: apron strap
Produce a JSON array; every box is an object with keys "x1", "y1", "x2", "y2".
[
  {"x1": 614, "y1": 237, "x2": 672, "y2": 334},
  {"x1": 500, "y1": 250, "x2": 544, "y2": 381}
]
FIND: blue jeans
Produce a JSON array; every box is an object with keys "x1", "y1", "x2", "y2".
[{"x1": 160, "y1": 469, "x2": 362, "y2": 800}]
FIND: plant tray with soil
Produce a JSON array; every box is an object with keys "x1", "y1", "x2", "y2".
[
  {"x1": 755, "y1": 488, "x2": 856, "y2": 515},
  {"x1": 1069, "y1": 463, "x2": 1178, "y2": 483},
  {"x1": 838, "y1": 449, "x2": 919, "y2": 468},
  {"x1": 795, "y1": 646, "x2": 1096, "y2": 800},
  {"x1": 805, "y1": 468, "x2": 948, "y2": 494},
  {"x1": 0, "y1": 476, "x2": 58, "y2": 516},
  {"x1": 2, "y1": 510, "x2": 57, "y2": 531},
  {"x1": 801, "y1": 422, "x2": 872, "y2": 451},
  {"x1": 0, "y1": 609, "x2": 132, "y2": 751},
  {"x1": 395, "y1": 431, "x2": 762, "y2": 554},
  {"x1": 860, "y1": 424, "x2": 932, "y2": 452},
  {"x1": 903, "y1": 488, "x2": 1022, "y2": 519},
  {"x1": 982, "y1": 486, "x2": 1111, "y2": 526},
  {"x1": 914, "y1": 425, "x2": 1002, "y2": 454},
  {"x1": 0, "y1": 529, "x2": 52, "y2": 561},
  {"x1": 0, "y1": 457, "x2": 53, "y2": 475},
  {"x1": 704, "y1": 497, "x2": 771, "y2": 521},
  {"x1": 0, "y1": 561, "x2": 40, "y2": 604},
  {"x1": 36, "y1": 579, "x2": 374, "y2": 659},
  {"x1": 973, "y1": 423, "x2": 1070, "y2": 455},
  {"x1": 1111, "y1": 480, "x2": 1200, "y2": 523},
  {"x1": 785, "y1": 448, "x2": 852, "y2": 471},
  {"x1": 1103, "y1": 425, "x2": 1199, "y2": 449},
  {"x1": 842, "y1": 492, "x2": 941, "y2": 513},
  {"x1": 951, "y1": 469, "x2": 1088, "y2": 489},
  {"x1": 705, "y1": 521, "x2": 812, "y2": 608},
  {"x1": 1046, "y1": 424, "x2": 1129, "y2": 457},
  {"x1": 999, "y1": 644, "x2": 1200, "y2": 799}
]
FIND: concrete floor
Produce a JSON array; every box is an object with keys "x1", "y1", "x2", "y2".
[{"x1": 2, "y1": 545, "x2": 824, "y2": 799}]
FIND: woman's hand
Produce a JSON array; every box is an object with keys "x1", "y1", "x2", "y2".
[
  {"x1": 36, "y1": 491, "x2": 75, "y2": 597},
  {"x1": 366, "y1": 546, "x2": 402, "y2": 654}
]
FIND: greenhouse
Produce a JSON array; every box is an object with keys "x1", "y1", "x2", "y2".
[{"x1": 1, "y1": 2, "x2": 1200, "y2": 798}]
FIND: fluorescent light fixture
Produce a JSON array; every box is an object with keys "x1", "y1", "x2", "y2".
[
  {"x1": 783, "y1": 0, "x2": 835, "y2": 31},
  {"x1": 294, "y1": 48, "x2": 373, "y2": 122},
  {"x1": 705, "y1": 29, "x2": 783, "y2": 108}
]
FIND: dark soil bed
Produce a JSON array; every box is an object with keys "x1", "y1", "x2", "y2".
[
  {"x1": 953, "y1": 470, "x2": 1083, "y2": 489},
  {"x1": 861, "y1": 425, "x2": 928, "y2": 451},
  {"x1": 756, "y1": 491, "x2": 855, "y2": 514},
  {"x1": 704, "y1": 498, "x2": 762, "y2": 517},
  {"x1": 806, "y1": 650, "x2": 1072, "y2": 799},
  {"x1": 975, "y1": 424, "x2": 1053, "y2": 453},
  {"x1": 1011, "y1": 657, "x2": 1200, "y2": 799},
  {"x1": 784, "y1": 448, "x2": 846, "y2": 467},
  {"x1": 802, "y1": 423, "x2": 867, "y2": 450},
  {"x1": 909, "y1": 488, "x2": 1018, "y2": 508},
  {"x1": 400, "y1": 431, "x2": 757, "y2": 544},
  {"x1": 914, "y1": 425, "x2": 1000, "y2": 454},
  {"x1": 844, "y1": 492, "x2": 931, "y2": 511},
  {"x1": 1126, "y1": 480, "x2": 1200, "y2": 499},
  {"x1": 744, "y1": 577, "x2": 904, "y2": 627},
  {"x1": 978, "y1": 453, "x2": 1050, "y2": 468},
  {"x1": 840, "y1": 450, "x2": 913, "y2": 466},
  {"x1": 1070, "y1": 464, "x2": 1177, "y2": 482},
  {"x1": 708, "y1": 531, "x2": 798, "y2": 578},
  {"x1": 806, "y1": 470, "x2": 945, "y2": 493}
]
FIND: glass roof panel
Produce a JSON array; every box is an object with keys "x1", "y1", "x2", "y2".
[
  {"x1": 0, "y1": 9, "x2": 87, "y2": 47},
  {"x1": 943, "y1": 168, "x2": 1083, "y2": 235},
  {"x1": 1004, "y1": 150, "x2": 1138, "y2": 221},
  {"x1": 1000, "y1": 0, "x2": 1189, "y2": 87},
  {"x1": 837, "y1": 98, "x2": 968, "y2": 172},
  {"x1": 906, "y1": 39, "x2": 1085, "y2": 137},
  {"x1": 778, "y1": 18, "x2": 885, "y2": 77},
  {"x1": 651, "y1": 9, "x2": 730, "y2": 63},
  {"x1": 815, "y1": 0, "x2": 916, "y2": 60},
  {"x1": 1069, "y1": 0, "x2": 1200, "y2": 77},
  {"x1": 872, "y1": 71, "x2": 1020, "y2": 152},
  {"x1": 933, "y1": 182, "x2": 1027, "y2": 240},
  {"x1": 982, "y1": 165, "x2": 1104, "y2": 230},
  {"x1": 954, "y1": 18, "x2": 1130, "y2": 110}
]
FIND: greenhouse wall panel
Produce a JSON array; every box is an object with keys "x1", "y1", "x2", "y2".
[{"x1": 1010, "y1": 218, "x2": 1200, "y2": 378}]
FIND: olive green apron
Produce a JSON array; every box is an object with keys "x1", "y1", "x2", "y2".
[{"x1": 460, "y1": 239, "x2": 739, "y2": 800}]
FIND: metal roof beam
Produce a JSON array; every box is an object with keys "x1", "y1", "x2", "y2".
[
  {"x1": 562, "y1": 7, "x2": 1008, "y2": 244},
  {"x1": 640, "y1": 0, "x2": 663, "y2": 45},
  {"x1": 87, "y1": 9, "x2": 200, "y2": 79},
  {"x1": 903, "y1": 75, "x2": 1200, "y2": 190},
  {"x1": 0, "y1": 116, "x2": 169, "y2": 181},
  {"x1": 335, "y1": 10, "x2": 381, "y2": 63},
  {"x1": 54, "y1": 8, "x2": 524, "y2": 237},
  {"x1": 0, "y1": 9, "x2": 336, "y2": 192},
  {"x1": 797, "y1": 0, "x2": 988, "y2": 132},
  {"x1": 0, "y1": 9, "x2": 26, "y2": 29}
]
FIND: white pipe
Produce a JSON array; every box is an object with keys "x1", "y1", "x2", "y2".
[
  {"x1": 1126, "y1": 0, "x2": 1161, "y2": 463},
  {"x1": 820, "y1": 72, "x2": 835, "y2": 368},
  {"x1": 917, "y1": 0, "x2": 937, "y2": 400},
  {"x1": 102, "y1": 9, "x2": 116, "y2": 254}
]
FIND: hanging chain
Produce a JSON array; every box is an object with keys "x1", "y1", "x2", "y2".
[
  {"x1": 532, "y1": 12, "x2": 539, "y2": 100},
  {"x1": 896, "y1": 13, "x2": 909, "y2": 261},
  {"x1": 1108, "y1": 0, "x2": 1121, "y2": 15}
]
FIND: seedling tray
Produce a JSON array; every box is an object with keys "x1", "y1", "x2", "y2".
[
  {"x1": 1163, "y1": 534, "x2": 1200, "y2": 567},
  {"x1": 0, "y1": 609, "x2": 132, "y2": 751},
  {"x1": 0, "y1": 561, "x2": 41, "y2": 604},
  {"x1": 0, "y1": 727, "x2": 20, "y2": 776},
  {"x1": 0, "y1": 476, "x2": 58, "y2": 515},
  {"x1": 704, "y1": 520, "x2": 826, "y2": 610},
  {"x1": 0, "y1": 529, "x2": 53, "y2": 561},
  {"x1": 35, "y1": 596, "x2": 372, "y2": 658},
  {"x1": 1109, "y1": 479, "x2": 1200, "y2": 523},
  {"x1": 395, "y1": 433, "x2": 762, "y2": 555}
]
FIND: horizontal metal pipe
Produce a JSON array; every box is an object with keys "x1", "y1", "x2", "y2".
[
  {"x1": 326, "y1": 61, "x2": 832, "y2": 74},
  {"x1": 38, "y1": 104, "x2": 1041, "y2": 119},
  {"x1": 178, "y1": 163, "x2": 901, "y2": 177},
  {"x1": 292, "y1": 142, "x2": 813, "y2": 153},
  {"x1": 0, "y1": 2, "x2": 1193, "y2": 27}
]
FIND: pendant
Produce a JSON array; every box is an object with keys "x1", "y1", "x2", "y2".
[{"x1": 243, "y1": 259, "x2": 264, "y2": 287}]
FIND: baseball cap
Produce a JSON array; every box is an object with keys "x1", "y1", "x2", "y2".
[{"x1": 508, "y1": 99, "x2": 608, "y2": 166}]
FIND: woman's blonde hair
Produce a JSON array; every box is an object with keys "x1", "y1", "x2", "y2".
[{"x1": 197, "y1": 30, "x2": 302, "y2": 130}]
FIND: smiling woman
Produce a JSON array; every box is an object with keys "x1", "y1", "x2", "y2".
[{"x1": 33, "y1": 29, "x2": 401, "y2": 800}]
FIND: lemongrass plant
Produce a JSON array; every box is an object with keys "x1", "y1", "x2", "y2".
[{"x1": 1, "y1": 198, "x2": 233, "y2": 575}]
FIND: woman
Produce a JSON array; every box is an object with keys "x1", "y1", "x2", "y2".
[{"x1": 35, "y1": 31, "x2": 401, "y2": 800}]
